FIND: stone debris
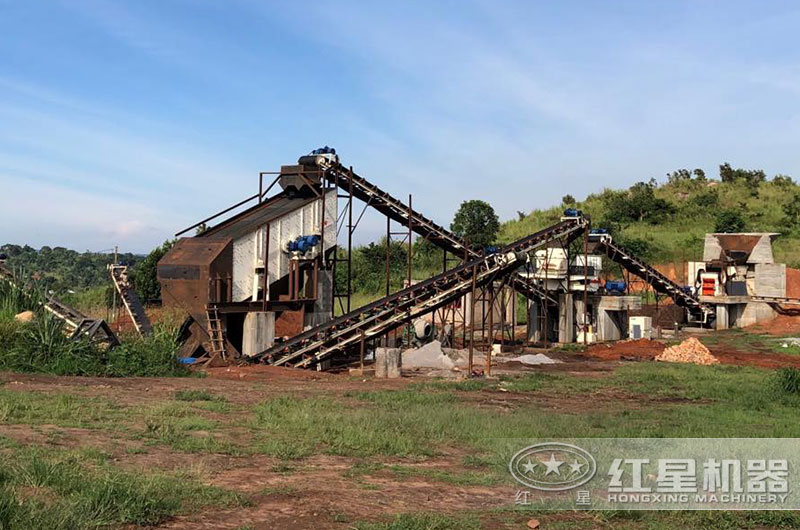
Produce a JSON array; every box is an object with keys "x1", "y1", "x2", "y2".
[
  {"x1": 402, "y1": 341, "x2": 456, "y2": 369},
  {"x1": 655, "y1": 337, "x2": 719, "y2": 365},
  {"x1": 514, "y1": 353, "x2": 562, "y2": 365},
  {"x1": 14, "y1": 310, "x2": 34, "y2": 323}
]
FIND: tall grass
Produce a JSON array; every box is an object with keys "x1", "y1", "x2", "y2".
[
  {"x1": 105, "y1": 324, "x2": 188, "y2": 377},
  {"x1": 0, "y1": 449, "x2": 243, "y2": 528},
  {"x1": 0, "y1": 315, "x2": 187, "y2": 377},
  {"x1": 0, "y1": 315, "x2": 105, "y2": 376},
  {"x1": 0, "y1": 277, "x2": 41, "y2": 321},
  {"x1": 774, "y1": 367, "x2": 800, "y2": 395}
]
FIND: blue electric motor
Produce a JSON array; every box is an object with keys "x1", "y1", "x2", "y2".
[
  {"x1": 589, "y1": 228, "x2": 608, "y2": 235},
  {"x1": 605, "y1": 280, "x2": 626, "y2": 294},
  {"x1": 563, "y1": 208, "x2": 583, "y2": 218},
  {"x1": 311, "y1": 146, "x2": 336, "y2": 155},
  {"x1": 287, "y1": 235, "x2": 320, "y2": 254}
]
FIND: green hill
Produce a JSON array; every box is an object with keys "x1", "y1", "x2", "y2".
[{"x1": 498, "y1": 164, "x2": 800, "y2": 268}]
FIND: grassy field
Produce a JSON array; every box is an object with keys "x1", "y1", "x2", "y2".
[{"x1": 1, "y1": 330, "x2": 800, "y2": 529}]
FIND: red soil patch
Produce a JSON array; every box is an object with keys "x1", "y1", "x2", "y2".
[
  {"x1": 749, "y1": 314, "x2": 800, "y2": 336},
  {"x1": 787, "y1": 267, "x2": 800, "y2": 299},
  {"x1": 584, "y1": 339, "x2": 667, "y2": 361},
  {"x1": 583, "y1": 338, "x2": 800, "y2": 369},
  {"x1": 712, "y1": 350, "x2": 800, "y2": 369}
]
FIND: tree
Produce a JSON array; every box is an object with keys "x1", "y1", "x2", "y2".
[
  {"x1": 603, "y1": 181, "x2": 674, "y2": 225},
  {"x1": 130, "y1": 240, "x2": 175, "y2": 303},
  {"x1": 714, "y1": 209, "x2": 746, "y2": 233},
  {"x1": 667, "y1": 169, "x2": 692, "y2": 184},
  {"x1": 719, "y1": 162, "x2": 766, "y2": 187},
  {"x1": 561, "y1": 194, "x2": 576, "y2": 205},
  {"x1": 774, "y1": 174, "x2": 795, "y2": 187},
  {"x1": 451, "y1": 200, "x2": 499, "y2": 248},
  {"x1": 783, "y1": 193, "x2": 800, "y2": 228}
]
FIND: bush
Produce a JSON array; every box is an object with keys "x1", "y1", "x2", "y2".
[
  {"x1": 105, "y1": 325, "x2": 188, "y2": 377},
  {"x1": 0, "y1": 314, "x2": 187, "y2": 378},
  {"x1": 0, "y1": 316, "x2": 106, "y2": 376},
  {"x1": 775, "y1": 368, "x2": 800, "y2": 395},
  {"x1": 714, "y1": 209, "x2": 747, "y2": 233}
]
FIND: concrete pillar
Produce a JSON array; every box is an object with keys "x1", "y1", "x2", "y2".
[
  {"x1": 305, "y1": 270, "x2": 333, "y2": 328},
  {"x1": 375, "y1": 347, "x2": 401, "y2": 378},
  {"x1": 527, "y1": 301, "x2": 541, "y2": 342},
  {"x1": 558, "y1": 293, "x2": 574, "y2": 344},
  {"x1": 387, "y1": 349, "x2": 402, "y2": 378},
  {"x1": 715, "y1": 305, "x2": 729, "y2": 331},
  {"x1": 242, "y1": 311, "x2": 275, "y2": 356}
]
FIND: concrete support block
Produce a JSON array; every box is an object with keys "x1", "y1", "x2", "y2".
[
  {"x1": 597, "y1": 309, "x2": 625, "y2": 341},
  {"x1": 305, "y1": 270, "x2": 334, "y2": 328},
  {"x1": 375, "y1": 347, "x2": 402, "y2": 378},
  {"x1": 558, "y1": 293, "x2": 574, "y2": 344},
  {"x1": 715, "y1": 305, "x2": 729, "y2": 331},
  {"x1": 242, "y1": 311, "x2": 275, "y2": 356},
  {"x1": 737, "y1": 302, "x2": 776, "y2": 327},
  {"x1": 527, "y1": 302, "x2": 541, "y2": 342},
  {"x1": 386, "y1": 349, "x2": 402, "y2": 378}
]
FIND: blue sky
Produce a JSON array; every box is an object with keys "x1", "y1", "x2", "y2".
[{"x1": 2, "y1": 1, "x2": 800, "y2": 253}]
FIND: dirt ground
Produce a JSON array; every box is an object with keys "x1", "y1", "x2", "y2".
[
  {"x1": 580, "y1": 330, "x2": 800, "y2": 369},
  {"x1": 4, "y1": 317, "x2": 800, "y2": 528}
]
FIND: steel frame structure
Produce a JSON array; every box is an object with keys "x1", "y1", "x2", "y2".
[{"x1": 251, "y1": 217, "x2": 588, "y2": 369}]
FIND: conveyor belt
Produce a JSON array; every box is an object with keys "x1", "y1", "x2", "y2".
[
  {"x1": 109, "y1": 265, "x2": 153, "y2": 336},
  {"x1": 319, "y1": 161, "x2": 558, "y2": 304},
  {"x1": 751, "y1": 296, "x2": 800, "y2": 306},
  {"x1": 593, "y1": 234, "x2": 714, "y2": 320},
  {"x1": 252, "y1": 217, "x2": 588, "y2": 368}
]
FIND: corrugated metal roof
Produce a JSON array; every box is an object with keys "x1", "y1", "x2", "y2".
[{"x1": 199, "y1": 192, "x2": 317, "y2": 240}]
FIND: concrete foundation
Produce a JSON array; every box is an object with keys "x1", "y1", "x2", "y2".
[
  {"x1": 596, "y1": 296, "x2": 641, "y2": 342},
  {"x1": 242, "y1": 311, "x2": 275, "y2": 356},
  {"x1": 707, "y1": 296, "x2": 778, "y2": 330}
]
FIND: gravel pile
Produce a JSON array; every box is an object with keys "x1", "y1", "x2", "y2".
[{"x1": 655, "y1": 337, "x2": 719, "y2": 365}]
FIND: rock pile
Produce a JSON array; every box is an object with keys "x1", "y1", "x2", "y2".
[{"x1": 655, "y1": 337, "x2": 719, "y2": 365}]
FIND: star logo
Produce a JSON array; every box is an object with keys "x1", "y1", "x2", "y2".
[
  {"x1": 509, "y1": 442, "x2": 597, "y2": 492},
  {"x1": 521, "y1": 459, "x2": 537, "y2": 474},
  {"x1": 543, "y1": 453, "x2": 564, "y2": 476},
  {"x1": 569, "y1": 460, "x2": 585, "y2": 474}
]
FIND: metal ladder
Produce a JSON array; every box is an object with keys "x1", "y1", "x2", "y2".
[{"x1": 206, "y1": 305, "x2": 227, "y2": 359}]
